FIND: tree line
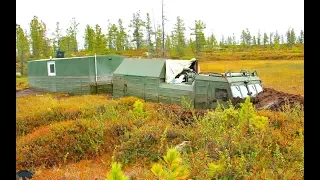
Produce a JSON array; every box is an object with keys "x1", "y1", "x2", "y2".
[{"x1": 16, "y1": 12, "x2": 304, "y2": 75}]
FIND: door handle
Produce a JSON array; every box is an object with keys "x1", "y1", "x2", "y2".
[{"x1": 124, "y1": 84, "x2": 127, "y2": 93}]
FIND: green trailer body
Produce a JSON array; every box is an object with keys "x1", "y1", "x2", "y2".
[
  {"x1": 112, "y1": 58, "x2": 198, "y2": 106},
  {"x1": 27, "y1": 55, "x2": 125, "y2": 94},
  {"x1": 112, "y1": 58, "x2": 166, "y2": 102},
  {"x1": 158, "y1": 82, "x2": 194, "y2": 106}
]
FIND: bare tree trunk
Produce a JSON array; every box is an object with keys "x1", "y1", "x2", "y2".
[
  {"x1": 20, "y1": 50, "x2": 24, "y2": 76},
  {"x1": 162, "y1": 0, "x2": 165, "y2": 58}
]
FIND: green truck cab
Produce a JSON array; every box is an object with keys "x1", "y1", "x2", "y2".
[{"x1": 194, "y1": 70, "x2": 262, "y2": 109}]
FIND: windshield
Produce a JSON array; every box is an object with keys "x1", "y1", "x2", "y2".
[
  {"x1": 231, "y1": 86, "x2": 242, "y2": 98},
  {"x1": 248, "y1": 84, "x2": 258, "y2": 96},
  {"x1": 255, "y1": 83, "x2": 263, "y2": 93},
  {"x1": 239, "y1": 85, "x2": 249, "y2": 98}
]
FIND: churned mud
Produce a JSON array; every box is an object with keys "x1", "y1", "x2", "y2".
[{"x1": 232, "y1": 88, "x2": 304, "y2": 111}]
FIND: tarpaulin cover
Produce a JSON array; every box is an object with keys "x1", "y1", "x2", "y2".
[{"x1": 165, "y1": 59, "x2": 196, "y2": 83}]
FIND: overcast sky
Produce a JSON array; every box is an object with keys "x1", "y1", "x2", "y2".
[{"x1": 16, "y1": 0, "x2": 304, "y2": 49}]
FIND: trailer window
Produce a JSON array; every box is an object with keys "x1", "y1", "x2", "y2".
[
  {"x1": 47, "y1": 61, "x2": 56, "y2": 76},
  {"x1": 215, "y1": 88, "x2": 228, "y2": 99},
  {"x1": 255, "y1": 84, "x2": 263, "y2": 93},
  {"x1": 231, "y1": 86, "x2": 242, "y2": 98}
]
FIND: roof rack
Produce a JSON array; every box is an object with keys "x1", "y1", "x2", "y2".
[
  {"x1": 224, "y1": 70, "x2": 258, "y2": 77},
  {"x1": 208, "y1": 72, "x2": 223, "y2": 77}
]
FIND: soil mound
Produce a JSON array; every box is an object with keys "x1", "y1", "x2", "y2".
[{"x1": 233, "y1": 88, "x2": 304, "y2": 111}]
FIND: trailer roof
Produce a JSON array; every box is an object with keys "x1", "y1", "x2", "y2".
[
  {"x1": 27, "y1": 55, "x2": 123, "y2": 62},
  {"x1": 113, "y1": 58, "x2": 166, "y2": 77}
]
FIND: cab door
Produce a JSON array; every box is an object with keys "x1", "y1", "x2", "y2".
[{"x1": 208, "y1": 83, "x2": 230, "y2": 109}]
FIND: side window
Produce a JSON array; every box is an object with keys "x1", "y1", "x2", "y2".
[
  {"x1": 47, "y1": 61, "x2": 56, "y2": 76},
  {"x1": 215, "y1": 88, "x2": 228, "y2": 99}
]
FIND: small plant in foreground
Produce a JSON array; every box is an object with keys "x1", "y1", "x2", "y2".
[
  {"x1": 207, "y1": 162, "x2": 224, "y2": 178},
  {"x1": 129, "y1": 100, "x2": 149, "y2": 120},
  {"x1": 239, "y1": 97, "x2": 269, "y2": 134},
  {"x1": 151, "y1": 147, "x2": 189, "y2": 180},
  {"x1": 105, "y1": 162, "x2": 129, "y2": 180}
]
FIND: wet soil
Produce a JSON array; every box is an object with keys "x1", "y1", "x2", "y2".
[{"x1": 232, "y1": 88, "x2": 304, "y2": 111}]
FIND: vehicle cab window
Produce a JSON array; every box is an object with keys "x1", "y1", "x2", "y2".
[{"x1": 215, "y1": 88, "x2": 228, "y2": 99}]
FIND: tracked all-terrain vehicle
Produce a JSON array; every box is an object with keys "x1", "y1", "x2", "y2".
[
  {"x1": 27, "y1": 55, "x2": 263, "y2": 109},
  {"x1": 111, "y1": 58, "x2": 262, "y2": 109}
]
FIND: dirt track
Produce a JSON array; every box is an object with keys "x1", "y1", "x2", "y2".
[{"x1": 16, "y1": 89, "x2": 44, "y2": 98}]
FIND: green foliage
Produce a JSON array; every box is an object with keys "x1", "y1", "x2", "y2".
[
  {"x1": 16, "y1": 119, "x2": 105, "y2": 169},
  {"x1": 286, "y1": 28, "x2": 297, "y2": 48},
  {"x1": 145, "y1": 13, "x2": 154, "y2": 56},
  {"x1": 16, "y1": 93, "x2": 304, "y2": 179},
  {"x1": 16, "y1": 77, "x2": 29, "y2": 90},
  {"x1": 20, "y1": 15, "x2": 303, "y2": 62},
  {"x1": 115, "y1": 127, "x2": 158, "y2": 164},
  {"x1": 66, "y1": 17, "x2": 79, "y2": 52},
  {"x1": 172, "y1": 16, "x2": 186, "y2": 58},
  {"x1": 116, "y1": 19, "x2": 128, "y2": 52},
  {"x1": 84, "y1": 25, "x2": 95, "y2": 51},
  {"x1": 239, "y1": 97, "x2": 269, "y2": 133},
  {"x1": 165, "y1": 34, "x2": 172, "y2": 57},
  {"x1": 133, "y1": 100, "x2": 144, "y2": 114},
  {"x1": 269, "y1": 32, "x2": 274, "y2": 48},
  {"x1": 155, "y1": 24, "x2": 163, "y2": 57},
  {"x1": 127, "y1": 100, "x2": 150, "y2": 121},
  {"x1": 106, "y1": 162, "x2": 129, "y2": 180},
  {"x1": 59, "y1": 17, "x2": 79, "y2": 56},
  {"x1": 240, "y1": 28, "x2": 252, "y2": 47},
  {"x1": 180, "y1": 96, "x2": 193, "y2": 110},
  {"x1": 108, "y1": 23, "x2": 118, "y2": 52},
  {"x1": 16, "y1": 95, "x2": 113, "y2": 137},
  {"x1": 159, "y1": 126, "x2": 169, "y2": 153},
  {"x1": 52, "y1": 22, "x2": 62, "y2": 52},
  {"x1": 16, "y1": 24, "x2": 30, "y2": 75},
  {"x1": 151, "y1": 147, "x2": 189, "y2": 180},
  {"x1": 29, "y1": 16, "x2": 52, "y2": 59},
  {"x1": 298, "y1": 30, "x2": 304, "y2": 43},
  {"x1": 252, "y1": 36, "x2": 257, "y2": 46},
  {"x1": 151, "y1": 163, "x2": 166, "y2": 179},
  {"x1": 274, "y1": 30, "x2": 281, "y2": 49},
  {"x1": 257, "y1": 29, "x2": 262, "y2": 46},
  {"x1": 206, "y1": 32, "x2": 218, "y2": 50},
  {"x1": 129, "y1": 10, "x2": 145, "y2": 49},
  {"x1": 190, "y1": 20, "x2": 206, "y2": 57},
  {"x1": 207, "y1": 162, "x2": 224, "y2": 178},
  {"x1": 263, "y1": 32, "x2": 269, "y2": 46}
]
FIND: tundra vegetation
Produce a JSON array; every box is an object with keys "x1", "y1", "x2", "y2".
[
  {"x1": 16, "y1": 93, "x2": 304, "y2": 179},
  {"x1": 16, "y1": 13, "x2": 303, "y2": 180}
]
